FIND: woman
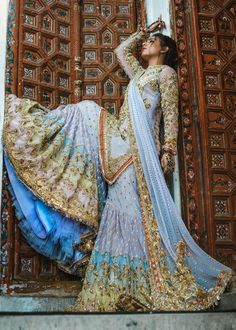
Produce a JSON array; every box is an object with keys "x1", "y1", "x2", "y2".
[{"x1": 3, "y1": 21, "x2": 233, "y2": 312}]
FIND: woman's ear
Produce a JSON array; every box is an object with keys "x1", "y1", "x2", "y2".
[{"x1": 161, "y1": 46, "x2": 169, "y2": 54}]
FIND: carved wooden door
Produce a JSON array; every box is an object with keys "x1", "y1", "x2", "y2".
[
  {"x1": 193, "y1": 0, "x2": 236, "y2": 268},
  {"x1": 172, "y1": 0, "x2": 236, "y2": 269},
  {"x1": 1, "y1": 0, "x2": 146, "y2": 295}
]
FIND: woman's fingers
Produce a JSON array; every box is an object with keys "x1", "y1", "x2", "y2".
[
  {"x1": 161, "y1": 154, "x2": 167, "y2": 169},
  {"x1": 161, "y1": 153, "x2": 175, "y2": 174},
  {"x1": 148, "y1": 20, "x2": 164, "y2": 33}
]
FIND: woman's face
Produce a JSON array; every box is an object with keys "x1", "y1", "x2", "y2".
[{"x1": 141, "y1": 36, "x2": 165, "y2": 61}]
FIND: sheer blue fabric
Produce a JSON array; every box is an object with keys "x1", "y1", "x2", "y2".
[
  {"x1": 3, "y1": 99, "x2": 108, "y2": 270},
  {"x1": 128, "y1": 78, "x2": 232, "y2": 291},
  {"x1": 4, "y1": 153, "x2": 93, "y2": 265}
]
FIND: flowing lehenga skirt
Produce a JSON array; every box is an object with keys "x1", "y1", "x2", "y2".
[
  {"x1": 3, "y1": 94, "x2": 234, "y2": 312},
  {"x1": 66, "y1": 163, "x2": 154, "y2": 312},
  {"x1": 4, "y1": 97, "x2": 107, "y2": 276}
]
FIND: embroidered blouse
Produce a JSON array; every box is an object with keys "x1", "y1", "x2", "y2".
[
  {"x1": 99, "y1": 29, "x2": 179, "y2": 184},
  {"x1": 114, "y1": 29, "x2": 179, "y2": 155}
]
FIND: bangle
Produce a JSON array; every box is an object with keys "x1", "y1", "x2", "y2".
[{"x1": 139, "y1": 26, "x2": 150, "y2": 37}]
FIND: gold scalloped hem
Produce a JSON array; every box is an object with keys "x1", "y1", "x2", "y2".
[
  {"x1": 65, "y1": 292, "x2": 153, "y2": 313},
  {"x1": 4, "y1": 95, "x2": 100, "y2": 229},
  {"x1": 150, "y1": 269, "x2": 234, "y2": 312},
  {"x1": 125, "y1": 107, "x2": 235, "y2": 313},
  {"x1": 64, "y1": 269, "x2": 234, "y2": 313},
  {"x1": 64, "y1": 249, "x2": 154, "y2": 312},
  {"x1": 3, "y1": 146, "x2": 100, "y2": 229},
  {"x1": 64, "y1": 290, "x2": 154, "y2": 313}
]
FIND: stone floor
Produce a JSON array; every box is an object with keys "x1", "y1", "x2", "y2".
[
  {"x1": 0, "y1": 290, "x2": 235, "y2": 313},
  {"x1": 0, "y1": 277, "x2": 235, "y2": 330},
  {"x1": 0, "y1": 276, "x2": 235, "y2": 313},
  {"x1": 0, "y1": 312, "x2": 236, "y2": 330}
]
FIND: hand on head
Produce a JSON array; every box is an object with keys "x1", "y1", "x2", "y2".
[
  {"x1": 139, "y1": 18, "x2": 164, "y2": 35},
  {"x1": 147, "y1": 20, "x2": 164, "y2": 33}
]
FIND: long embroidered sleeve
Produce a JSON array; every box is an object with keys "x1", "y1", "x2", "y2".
[
  {"x1": 159, "y1": 66, "x2": 179, "y2": 155},
  {"x1": 114, "y1": 29, "x2": 149, "y2": 79}
]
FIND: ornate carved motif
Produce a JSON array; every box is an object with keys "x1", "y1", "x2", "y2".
[
  {"x1": 172, "y1": 0, "x2": 204, "y2": 245},
  {"x1": 213, "y1": 174, "x2": 236, "y2": 193},
  {"x1": 186, "y1": 0, "x2": 236, "y2": 267},
  {"x1": 209, "y1": 133, "x2": 225, "y2": 148},
  {"x1": 214, "y1": 199, "x2": 230, "y2": 217},
  {"x1": 199, "y1": 17, "x2": 214, "y2": 32},
  {"x1": 173, "y1": 0, "x2": 235, "y2": 269},
  {"x1": 80, "y1": 0, "x2": 144, "y2": 114},
  {"x1": 15, "y1": 0, "x2": 79, "y2": 107},
  {"x1": 198, "y1": 0, "x2": 220, "y2": 14},
  {"x1": 211, "y1": 153, "x2": 226, "y2": 168},
  {"x1": 216, "y1": 223, "x2": 230, "y2": 241}
]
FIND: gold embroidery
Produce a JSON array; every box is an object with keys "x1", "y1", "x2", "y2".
[
  {"x1": 99, "y1": 66, "x2": 166, "y2": 184},
  {"x1": 64, "y1": 106, "x2": 233, "y2": 312},
  {"x1": 143, "y1": 98, "x2": 151, "y2": 110},
  {"x1": 126, "y1": 109, "x2": 233, "y2": 311},
  {"x1": 159, "y1": 68, "x2": 179, "y2": 155},
  {"x1": 114, "y1": 30, "x2": 148, "y2": 78},
  {"x1": 138, "y1": 71, "x2": 160, "y2": 91},
  {"x1": 73, "y1": 229, "x2": 98, "y2": 254},
  {"x1": 65, "y1": 250, "x2": 153, "y2": 312},
  {"x1": 99, "y1": 28, "x2": 170, "y2": 185},
  {"x1": 4, "y1": 95, "x2": 99, "y2": 228},
  {"x1": 98, "y1": 107, "x2": 133, "y2": 185},
  {"x1": 149, "y1": 79, "x2": 160, "y2": 92}
]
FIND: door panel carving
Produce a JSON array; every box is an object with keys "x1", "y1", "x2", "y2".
[
  {"x1": 196, "y1": 0, "x2": 236, "y2": 267},
  {"x1": 172, "y1": 0, "x2": 236, "y2": 269},
  {"x1": 18, "y1": 0, "x2": 77, "y2": 108},
  {"x1": 80, "y1": 0, "x2": 144, "y2": 116}
]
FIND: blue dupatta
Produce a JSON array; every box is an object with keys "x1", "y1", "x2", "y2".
[{"x1": 127, "y1": 78, "x2": 232, "y2": 293}]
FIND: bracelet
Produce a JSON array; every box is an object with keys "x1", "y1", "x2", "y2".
[{"x1": 139, "y1": 26, "x2": 150, "y2": 37}]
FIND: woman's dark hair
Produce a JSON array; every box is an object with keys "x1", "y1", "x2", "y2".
[{"x1": 152, "y1": 32, "x2": 179, "y2": 71}]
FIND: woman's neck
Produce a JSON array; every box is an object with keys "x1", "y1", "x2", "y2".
[{"x1": 148, "y1": 56, "x2": 165, "y2": 67}]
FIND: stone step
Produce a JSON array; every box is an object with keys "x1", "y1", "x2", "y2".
[
  {"x1": 0, "y1": 312, "x2": 235, "y2": 330},
  {"x1": 0, "y1": 292, "x2": 236, "y2": 313}
]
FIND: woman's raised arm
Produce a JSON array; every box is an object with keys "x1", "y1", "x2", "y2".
[{"x1": 114, "y1": 28, "x2": 149, "y2": 79}]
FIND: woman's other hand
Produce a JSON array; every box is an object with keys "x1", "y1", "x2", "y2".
[{"x1": 161, "y1": 152, "x2": 175, "y2": 174}]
